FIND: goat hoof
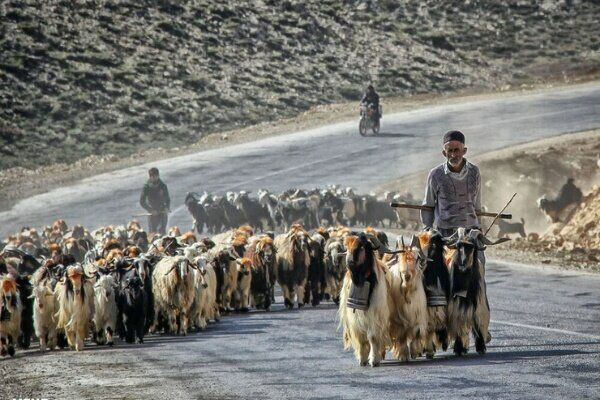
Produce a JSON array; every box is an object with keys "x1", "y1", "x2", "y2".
[
  {"x1": 107, "y1": 342, "x2": 114, "y2": 347},
  {"x1": 8, "y1": 346, "x2": 15, "y2": 357},
  {"x1": 359, "y1": 361, "x2": 368, "y2": 367},
  {"x1": 426, "y1": 353, "x2": 434, "y2": 360},
  {"x1": 476, "y1": 339, "x2": 486, "y2": 355},
  {"x1": 1, "y1": 348, "x2": 7, "y2": 356},
  {"x1": 240, "y1": 307, "x2": 249, "y2": 313}
]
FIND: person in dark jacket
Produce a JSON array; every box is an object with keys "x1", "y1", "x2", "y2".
[
  {"x1": 556, "y1": 177, "x2": 583, "y2": 206},
  {"x1": 140, "y1": 167, "x2": 170, "y2": 235},
  {"x1": 360, "y1": 84, "x2": 380, "y2": 123}
]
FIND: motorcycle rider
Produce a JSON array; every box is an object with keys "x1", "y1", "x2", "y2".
[
  {"x1": 139, "y1": 167, "x2": 170, "y2": 235},
  {"x1": 360, "y1": 84, "x2": 380, "y2": 124}
]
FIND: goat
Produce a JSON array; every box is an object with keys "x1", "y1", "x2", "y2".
[
  {"x1": 246, "y1": 235, "x2": 275, "y2": 310},
  {"x1": 324, "y1": 236, "x2": 346, "y2": 305},
  {"x1": 31, "y1": 267, "x2": 58, "y2": 351},
  {"x1": 189, "y1": 255, "x2": 218, "y2": 330},
  {"x1": 364, "y1": 197, "x2": 400, "y2": 228},
  {"x1": 445, "y1": 228, "x2": 506, "y2": 356},
  {"x1": 497, "y1": 218, "x2": 526, "y2": 238},
  {"x1": 304, "y1": 233, "x2": 327, "y2": 307},
  {"x1": 0, "y1": 273, "x2": 22, "y2": 357},
  {"x1": 234, "y1": 192, "x2": 273, "y2": 232},
  {"x1": 120, "y1": 268, "x2": 146, "y2": 343},
  {"x1": 55, "y1": 264, "x2": 94, "y2": 351},
  {"x1": 274, "y1": 225, "x2": 311, "y2": 309},
  {"x1": 185, "y1": 192, "x2": 209, "y2": 234},
  {"x1": 387, "y1": 237, "x2": 428, "y2": 362},
  {"x1": 232, "y1": 258, "x2": 252, "y2": 312},
  {"x1": 152, "y1": 256, "x2": 196, "y2": 335},
  {"x1": 93, "y1": 275, "x2": 118, "y2": 346},
  {"x1": 418, "y1": 230, "x2": 451, "y2": 359},
  {"x1": 338, "y1": 233, "x2": 392, "y2": 367},
  {"x1": 16, "y1": 273, "x2": 34, "y2": 349}
]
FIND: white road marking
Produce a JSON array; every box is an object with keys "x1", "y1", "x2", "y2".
[{"x1": 491, "y1": 320, "x2": 600, "y2": 340}]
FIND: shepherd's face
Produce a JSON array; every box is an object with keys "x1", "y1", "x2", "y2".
[{"x1": 442, "y1": 141, "x2": 467, "y2": 167}]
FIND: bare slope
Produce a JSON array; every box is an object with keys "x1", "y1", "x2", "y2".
[{"x1": 1, "y1": 0, "x2": 598, "y2": 169}]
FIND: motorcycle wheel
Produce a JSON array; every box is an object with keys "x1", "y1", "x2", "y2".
[
  {"x1": 359, "y1": 118, "x2": 367, "y2": 136},
  {"x1": 372, "y1": 122, "x2": 380, "y2": 135}
]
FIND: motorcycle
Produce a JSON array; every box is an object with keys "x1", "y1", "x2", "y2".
[{"x1": 359, "y1": 103, "x2": 381, "y2": 136}]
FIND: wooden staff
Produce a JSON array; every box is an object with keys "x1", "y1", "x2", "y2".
[
  {"x1": 389, "y1": 202, "x2": 512, "y2": 220},
  {"x1": 484, "y1": 193, "x2": 518, "y2": 235}
]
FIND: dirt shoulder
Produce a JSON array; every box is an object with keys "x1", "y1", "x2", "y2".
[
  {"x1": 1, "y1": 80, "x2": 597, "y2": 213},
  {"x1": 379, "y1": 129, "x2": 600, "y2": 273}
]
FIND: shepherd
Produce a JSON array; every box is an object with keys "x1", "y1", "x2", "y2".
[
  {"x1": 420, "y1": 130, "x2": 492, "y2": 342},
  {"x1": 139, "y1": 167, "x2": 171, "y2": 235}
]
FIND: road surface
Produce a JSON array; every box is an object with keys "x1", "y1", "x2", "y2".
[
  {"x1": 2, "y1": 259, "x2": 599, "y2": 399},
  {"x1": 1, "y1": 83, "x2": 599, "y2": 399}
]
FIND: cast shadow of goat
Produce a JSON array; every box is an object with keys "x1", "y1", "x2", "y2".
[
  {"x1": 371, "y1": 132, "x2": 416, "y2": 138},
  {"x1": 380, "y1": 348, "x2": 595, "y2": 367}
]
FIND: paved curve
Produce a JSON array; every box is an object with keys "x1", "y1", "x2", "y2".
[
  {"x1": 3, "y1": 259, "x2": 599, "y2": 399},
  {"x1": 0, "y1": 82, "x2": 599, "y2": 236}
]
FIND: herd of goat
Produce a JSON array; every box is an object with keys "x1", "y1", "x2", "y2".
[
  {"x1": 184, "y1": 187, "x2": 419, "y2": 233},
  {"x1": 0, "y1": 186, "x2": 502, "y2": 367}
]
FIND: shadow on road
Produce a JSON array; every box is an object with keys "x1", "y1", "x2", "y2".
[
  {"x1": 371, "y1": 132, "x2": 416, "y2": 138},
  {"x1": 380, "y1": 348, "x2": 596, "y2": 367},
  {"x1": 489, "y1": 341, "x2": 600, "y2": 349}
]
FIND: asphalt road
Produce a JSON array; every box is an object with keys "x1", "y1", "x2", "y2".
[
  {"x1": 1, "y1": 84, "x2": 599, "y2": 399},
  {"x1": 0, "y1": 83, "x2": 599, "y2": 236},
  {"x1": 2, "y1": 259, "x2": 599, "y2": 400}
]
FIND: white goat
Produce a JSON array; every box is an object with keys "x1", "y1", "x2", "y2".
[
  {"x1": 93, "y1": 275, "x2": 118, "y2": 346},
  {"x1": 55, "y1": 264, "x2": 94, "y2": 351},
  {"x1": 31, "y1": 267, "x2": 57, "y2": 351}
]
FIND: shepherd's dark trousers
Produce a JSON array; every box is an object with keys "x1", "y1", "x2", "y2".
[{"x1": 148, "y1": 213, "x2": 168, "y2": 235}]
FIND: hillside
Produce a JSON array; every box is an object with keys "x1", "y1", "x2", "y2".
[{"x1": 1, "y1": 0, "x2": 598, "y2": 169}]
